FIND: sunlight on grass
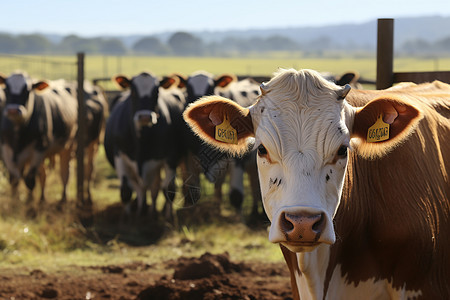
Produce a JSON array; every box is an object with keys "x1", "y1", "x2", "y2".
[{"x1": 0, "y1": 148, "x2": 283, "y2": 272}]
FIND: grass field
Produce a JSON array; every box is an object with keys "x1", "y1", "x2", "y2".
[
  {"x1": 1, "y1": 54, "x2": 449, "y2": 90},
  {"x1": 0, "y1": 144, "x2": 282, "y2": 271}
]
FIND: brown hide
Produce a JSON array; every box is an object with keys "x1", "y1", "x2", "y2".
[{"x1": 321, "y1": 84, "x2": 450, "y2": 298}]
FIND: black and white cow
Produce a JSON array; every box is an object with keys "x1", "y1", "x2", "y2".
[
  {"x1": 104, "y1": 72, "x2": 184, "y2": 219},
  {"x1": 176, "y1": 72, "x2": 263, "y2": 218},
  {"x1": 174, "y1": 71, "x2": 238, "y2": 208},
  {"x1": 215, "y1": 78, "x2": 262, "y2": 218},
  {"x1": 0, "y1": 72, "x2": 78, "y2": 203}
]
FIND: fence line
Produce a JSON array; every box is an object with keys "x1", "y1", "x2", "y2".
[
  {"x1": 376, "y1": 18, "x2": 450, "y2": 89},
  {"x1": 0, "y1": 53, "x2": 77, "y2": 80}
]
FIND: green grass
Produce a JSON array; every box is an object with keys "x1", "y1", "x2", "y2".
[
  {"x1": 1, "y1": 54, "x2": 449, "y2": 90},
  {"x1": 0, "y1": 145, "x2": 281, "y2": 270}
]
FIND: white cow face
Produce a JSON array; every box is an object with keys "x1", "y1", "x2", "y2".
[
  {"x1": 183, "y1": 68, "x2": 422, "y2": 253},
  {"x1": 248, "y1": 71, "x2": 352, "y2": 252},
  {"x1": 0, "y1": 72, "x2": 49, "y2": 125}
]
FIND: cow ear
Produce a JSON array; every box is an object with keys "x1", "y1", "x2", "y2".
[
  {"x1": 160, "y1": 75, "x2": 179, "y2": 89},
  {"x1": 0, "y1": 73, "x2": 6, "y2": 86},
  {"x1": 169, "y1": 73, "x2": 187, "y2": 89},
  {"x1": 335, "y1": 71, "x2": 359, "y2": 86},
  {"x1": 32, "y1": 81, "x2": 49, "y2": 91},
  {"x1": 215, "y1": 74, "x2": 237, "y2": 88},
  {"x1": 113, "y1": 75, "x2": 131, "y2": 89},
  {"x1": 350, "y1": 96, "x2": 423, "y2": 158},
  {"x1": 183, "y1": 95, "x2": 254, "y2": 156}
]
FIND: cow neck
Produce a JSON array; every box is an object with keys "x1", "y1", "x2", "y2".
[
  {"x1": 24, "y1": 91, "x2": 36, "y2": 125},
  {"x1": 295, "y1": 244, "x2": 331, "y2": 300}
]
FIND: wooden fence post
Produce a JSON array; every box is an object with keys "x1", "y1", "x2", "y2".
[
  {"x1": 376, "y1": 18, "x2": 394, "y2": 89},
  {"x1": 76, "y1": 52, "x2": 86, "y2": 205}
]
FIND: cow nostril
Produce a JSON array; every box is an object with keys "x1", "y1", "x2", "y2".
[
  {"x1": 280, "y1": 212, "x2": 294, "y2": 232},
  {"x1": 312, "y1": 213, "x2": 325, "y2": 233}
]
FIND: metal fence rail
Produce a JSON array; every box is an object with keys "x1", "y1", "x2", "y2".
[
  {"x1": 376, "y1": 18, "x2": 450, "y2": 89},
  {"x1": 0, "y1": 53, "x2": 77, "y2": 80}
]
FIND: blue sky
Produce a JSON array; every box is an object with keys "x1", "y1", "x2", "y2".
[{"x1": 2, "y1": 0, "x2": 450, "y2": 36}]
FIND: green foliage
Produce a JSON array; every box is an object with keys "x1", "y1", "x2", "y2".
[
  {"x1": 132, "y1": 37, "x2": 171, "y2": 55},
  {"x1": 168, "y1": 32, "x2": 204, "y2": 56}
]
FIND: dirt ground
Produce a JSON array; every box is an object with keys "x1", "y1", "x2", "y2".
[{"x1": 0, "y1": 252, "x2": 293, "y2": 300}]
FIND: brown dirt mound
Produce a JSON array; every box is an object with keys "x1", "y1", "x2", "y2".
[
  {"x1": 0, "y1": 253, "x2": 292, "y2": 300},
  {"x1": 137, "y1": 252, "x2": 292, "y2": 300}
]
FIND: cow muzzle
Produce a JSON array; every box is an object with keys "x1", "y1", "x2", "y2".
[
  {"x1": 134, "y1": 110, "x2": 158, "y2": 127},
  {"x1": 4, "y1": 104, "x2": 26, "y2": 124},
  {"x1": 269, "y1": 206, "x2": 335, "y2": 252}
]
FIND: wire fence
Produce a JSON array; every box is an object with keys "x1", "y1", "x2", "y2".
[{"x1": 0, "y1": 53, "x2": 77, "y2": 80}]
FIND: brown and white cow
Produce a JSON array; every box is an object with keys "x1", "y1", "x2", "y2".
[{"x1": 183, "y1": 68, "x2": 450, "y2": 299}]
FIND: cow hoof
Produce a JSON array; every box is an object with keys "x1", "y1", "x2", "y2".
[
  {"x1": 57, "y1": 198, "x2": 67, "y2": 211},
  {"x1": 139, "y1": 202, "x2": 149, "y2": 217},
  {"x1": 26, "y1": 206, "x2": 37, "y2": 219},
  {"x1": 24, "y1": 175, "x2": 36, "y2": 190},
  {"x1": 229, "y1": 189, "x2": 243, "y2": 211}
]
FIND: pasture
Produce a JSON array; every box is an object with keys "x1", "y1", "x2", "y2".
[
  {"x1": 0, "y1": 54, "x2": 449, "y2": 299},
  {"x1": 1, "y1": 53, "x2": 449, "y2": 85}
]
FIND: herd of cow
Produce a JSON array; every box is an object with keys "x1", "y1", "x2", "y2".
[
  {"x1": 0, "y1": 70, "x2": 268, "y2": 219},
  {"x1": 1, "y1": 68, "x2": 449, "y2": 299},
  {"x1": 0, "y1": 73, "x2": 106, "y2": 206}
]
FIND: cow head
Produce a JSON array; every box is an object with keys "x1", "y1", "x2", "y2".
[
  {"x1": 0, "y1": 72, "x2": 49, "y2": 126},
  {"x1": 114, "y1": 72, "x2": 178, "y2": 131},
  {"x1": 183, "y1": 68, "x2": 422, "y2": 252},
  {"x1": 184, "y1": 71, "x2": 236, "y2": 105},
  {"x1": 184, "y1": 71, "x2": 237, "y2": 182}
]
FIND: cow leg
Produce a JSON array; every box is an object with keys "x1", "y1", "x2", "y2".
[
  {"x1": 115, "y1": 154, "x2": 141, "y2": 215},
  {"x1": 162, "y1": 164, "x2": 177, "y2": 223},
  {"x1": 141, "y1": 160, "x2": 164, "y2": 217},
  {"x1": 9, "y1": 174, "x2": 19, "y2": 196},
  {"x1": 181, "y1": 153, "x2": 201, "y2": 208},
  {"x1": 38, "y1": 163, "x2": 46, "y2": 203},
  {"x1": 149, "y1": 167, "x2": 161, "y2": 217},
  {"x1": 120, "y1": 176, "x2": 133, "y2": 215},
  {"x1": 248, "y1": 164, "x2": 262, "y2": 218},
  {"x1": 229, "y1": 159, "x2": 245, "y2": 213},
  {"x1": 214, "y1": 178, "x2": 224, "y2": 209},
  {"x1": 84, "y1": 140, "x2": 98, "y2": 205},
  {"x1": 2, "y1": 145, "x2": 23, "y2": 207},
  {"x1": 24, "y1": 166, "x2": 37, "y2": 192},
  {"x1": 59, "y1": 148, "x2": 72, "y2": 205}
]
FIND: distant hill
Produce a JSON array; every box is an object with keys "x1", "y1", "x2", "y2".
[
  {"x1": 3, "y1": 16, "x2": 449, "y2": 56},
  {"x1": 105, "y1": 16, "x2": 450, "y2": 50}
]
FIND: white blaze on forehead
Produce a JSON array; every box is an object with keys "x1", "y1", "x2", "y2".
[
  {"x1": 251, "y1": 69, "x2": 350, "y2": 160},
  {"x1": 133, "y1": 74, "x2": 158, "y2": 98},
  {"x1": 6, "y1": 73, "x2": 30, "y2": 95},
  {"x1": 188, "y1": 74, "x2": 213, "y2": 96}
]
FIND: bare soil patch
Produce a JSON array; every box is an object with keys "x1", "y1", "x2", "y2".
[{"x1": 0, "y1": 252, "x2": 292, "y2": 300}]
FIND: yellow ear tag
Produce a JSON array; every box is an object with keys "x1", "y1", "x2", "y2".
[
  {"x1": 367, "y1": 115, "x2": 390, "y2": 143},
  {"x1": 215, "y1": 115, "x2": 238, "y2": 144}
]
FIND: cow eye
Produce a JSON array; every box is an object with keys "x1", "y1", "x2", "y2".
[
  {"x1": 337, "y1": 145, "x2": 348, "y2": 157},
  {"x1": 257, "y1": 144, "x2": 267, "y2": 156}
]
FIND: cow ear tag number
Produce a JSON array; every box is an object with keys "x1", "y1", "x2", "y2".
[
  {"x1": 215, "y1": 114, "x2": 238, "y2": 144},
  {"x1": 367, "y1": 115, "x2": 390, "y2": 143}
]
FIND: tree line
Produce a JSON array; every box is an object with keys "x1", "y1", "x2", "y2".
[{"x1": 1, "y1": 31, "x2": 450, "y2": 56}]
